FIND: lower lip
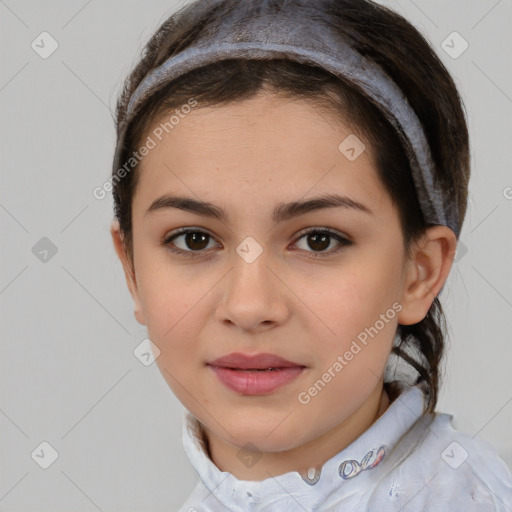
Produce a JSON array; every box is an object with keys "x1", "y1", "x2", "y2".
[{"x1": 208, "y1": 365, "x2": 305, "y2": 395}]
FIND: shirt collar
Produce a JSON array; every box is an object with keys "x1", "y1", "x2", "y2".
[{"x1": 181, "y1": 381, "x2": 428, "y2": 510}]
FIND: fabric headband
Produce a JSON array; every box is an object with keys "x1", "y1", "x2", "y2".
[{"x1": 113, "y1": 5, "x2": 460, "y2": 237}]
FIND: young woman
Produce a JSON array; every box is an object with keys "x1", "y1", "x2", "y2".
[{"x1": 110, "y1": 0, "x2": 512, "y2": 509}]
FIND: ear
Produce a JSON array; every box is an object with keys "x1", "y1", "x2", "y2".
[
  {"x1": 110, "y1": 220, "x2": 146, "y2": 325},
  {"x1": 397, "y1": 226, "x2": 457, "y2": 326}
]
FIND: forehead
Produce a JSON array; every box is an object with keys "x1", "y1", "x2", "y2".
[{"x1": 132, "y1": 92, "x2": 389, "y2": 217}]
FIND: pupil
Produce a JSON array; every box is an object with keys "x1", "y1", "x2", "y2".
[
  {"x1": 186, "y1": 232, "x2": 208, "y2": 251},
  {"x1": 309, "y1": 233, "x2": 329, "y2": 251}
]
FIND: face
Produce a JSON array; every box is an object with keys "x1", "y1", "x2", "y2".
[{"x1": 113, "y1": 90, "x2": 444, "y2": 456}]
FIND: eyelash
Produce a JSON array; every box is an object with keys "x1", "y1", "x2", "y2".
[{"x1": 161, "y1": 227, "x2": 353, "y2": 260}]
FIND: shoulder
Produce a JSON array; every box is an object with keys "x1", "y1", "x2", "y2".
[
  {"x1": 424, "y1": 412, "x2": 512, "y2": 510},
  {"x1": 368, "y1": 411, "x2": 512, "y2": 511}
]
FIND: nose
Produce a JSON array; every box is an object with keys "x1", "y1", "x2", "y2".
[{"x1": 215, "y1": 246, "x2": 290, "y2": 333}]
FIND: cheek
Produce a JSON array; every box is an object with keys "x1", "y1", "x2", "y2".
[
  {"x1": 134, "y1": 259, "x2": 218, "y2": 409},
  {"x1": 133, "y1": 249, "x2": 209, "y2": 351},
  {"x1": 300, "y1": 267, "x2": 400, "y2": 411},
  {"x1": 142, "y1": 278, "x2": 206, "y2": 348},
  {"x1": 310, "y1": 263, "x2": 400, "y2": 340},
  {"x1": 139, "y1": 268, "x2": 207, "y2": 399}
]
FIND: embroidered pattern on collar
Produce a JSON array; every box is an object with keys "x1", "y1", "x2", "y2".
[{"x1": 301, "y1": 445, "x2": 387, "y2": 485}]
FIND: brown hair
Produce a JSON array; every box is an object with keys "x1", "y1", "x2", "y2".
[{"x1": 112, "y1": 0, "x2": 470, "y2": 414}]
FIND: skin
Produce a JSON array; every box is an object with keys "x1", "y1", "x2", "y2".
[{"x1": 111, "y1": 89, "x2": 457, "y2": 481}]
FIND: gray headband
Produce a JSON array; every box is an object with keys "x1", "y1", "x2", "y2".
[{"x1": 114, "y1": 4, "x2": 460, "y2": 237}]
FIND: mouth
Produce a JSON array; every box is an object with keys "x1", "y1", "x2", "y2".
[{"x1": 207, "y1": 352, "x2": 306, "y2": 395}]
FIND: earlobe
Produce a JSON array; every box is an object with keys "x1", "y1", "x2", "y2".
[
  {"x1": 398, "y1": 226, "x2": 457, "y2": 326},
  {"x1": 110, "y1": 220, "x2": 147, "y2": 326}
]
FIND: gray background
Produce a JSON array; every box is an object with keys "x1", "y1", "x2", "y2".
[{"x1": 1, "y1": 0, "x2": 511, "y2": 510}]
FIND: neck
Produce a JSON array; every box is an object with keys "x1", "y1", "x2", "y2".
[{"x1": 202, "y1": 383, "x2": 391, "y2": 481}]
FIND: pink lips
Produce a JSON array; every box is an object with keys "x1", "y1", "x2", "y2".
[{"x1": 207, "y1": 352, "x2": 306, "y2": 395}]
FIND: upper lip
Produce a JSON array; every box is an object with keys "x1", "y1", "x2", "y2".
[{"x1": 208, "y1": 352, "x2": 305, "y2": 370}]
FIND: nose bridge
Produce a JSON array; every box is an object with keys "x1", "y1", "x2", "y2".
[
  {"x1": 216, "y1": 235, "x2": 287, "y2": 330},
  {"x1": 229, "y1": 235, "x2": 273, "y2": 298}
]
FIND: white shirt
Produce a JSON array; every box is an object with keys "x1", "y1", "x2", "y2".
[{"x1": 178, "y1": 382, "x2": 512, "y2": 511}]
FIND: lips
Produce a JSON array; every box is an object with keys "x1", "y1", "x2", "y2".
[
  {"x1": 207, "y1": 352, "x2": 307, "y2": 394},
  {"x1": 208, "y1": 352, "x2": 304, "y2": 370}
]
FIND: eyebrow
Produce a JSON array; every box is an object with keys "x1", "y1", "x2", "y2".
[{"x1": 144, "y1": 193, "x2": 373, "y2": 224}]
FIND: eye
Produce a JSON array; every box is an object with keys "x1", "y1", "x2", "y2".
[
  {"x1": 162, "y1": 228, "x2": 218, "y2": 257},
  {"x1": 293, "y1": 228, "x2": 352, "y2": 259}
]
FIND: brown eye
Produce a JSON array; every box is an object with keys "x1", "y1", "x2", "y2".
[
  {"x1": 304, "y1": 232, "x2": 331, "y2": 252},
  {"x1": 163, "y1": 229, "x2": 218, "y2": 256},
  {"x1": 294, "y1": 228, "x2": 352, "y2": 258},
  {"x1": 180, "y1": 232, "x2": 210, "y2": 251}
]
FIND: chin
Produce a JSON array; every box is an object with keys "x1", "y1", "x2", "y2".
[{"x1": 206, "y1": 413, "x2": 309, "y2": 453}]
